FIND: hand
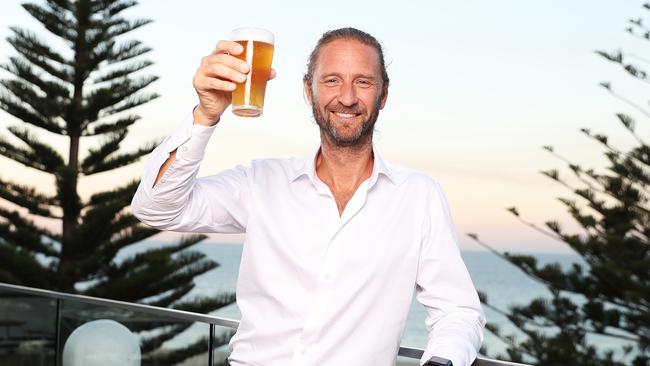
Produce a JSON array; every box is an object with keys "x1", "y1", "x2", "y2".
[{"x1": 192, "y1": 40, "x2": 277, "y2": 126}]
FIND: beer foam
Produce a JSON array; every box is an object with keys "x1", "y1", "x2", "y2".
[{"x1": 230, "y1": 27, "x2": 275, "y2": 45}]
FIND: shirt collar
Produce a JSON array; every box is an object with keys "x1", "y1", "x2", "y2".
[{"x1": 291, "y1": 145, "x2": 396, "y2": 185}]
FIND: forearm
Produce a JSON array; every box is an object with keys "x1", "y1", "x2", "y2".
[
  {"x1": 132, "y1": 113, "x2": 217, "y2": 230},
  {"x1": 153, "y1": 107, "x2": 218, "y2": 188},
  {"x1": 421, "y1": 308, "x2": 485, "y2": 366}
]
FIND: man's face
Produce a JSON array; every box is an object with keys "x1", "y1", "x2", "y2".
[{"x1": 305, "y1": 39, "x2": 388, "y2": 147}]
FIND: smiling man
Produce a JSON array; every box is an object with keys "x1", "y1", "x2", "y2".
[{"x1": 132, "y1": 28, "x2": 485, "y2": 366}]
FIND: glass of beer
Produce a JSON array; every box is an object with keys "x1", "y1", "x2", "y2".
[{"x1": 230, "y1": 27, "x2": 275, "y2": 117}]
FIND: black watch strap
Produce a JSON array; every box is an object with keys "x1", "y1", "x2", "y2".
[{"x1": 424, "y1": 355, "x2": 454, "y2": 366}]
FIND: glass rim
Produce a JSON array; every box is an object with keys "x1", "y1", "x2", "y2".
[{"x1": 230, "y1": 27, "x2": 275, "y2": 44}]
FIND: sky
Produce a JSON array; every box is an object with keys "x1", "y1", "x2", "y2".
[{"x1": 0, "y1": 0, "x2": 648, "y2": 253}]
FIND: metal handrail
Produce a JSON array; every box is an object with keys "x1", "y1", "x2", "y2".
[{"x1": 0, "y1": 282, "x2": 531, "y2": 366}]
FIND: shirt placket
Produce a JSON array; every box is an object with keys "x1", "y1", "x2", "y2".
[{"x1": 290, "y1": 180, "x2": 371, "y2": 366}]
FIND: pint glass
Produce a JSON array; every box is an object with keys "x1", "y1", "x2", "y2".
[{"x1": 230, "y1": 27, "x2": 275, "y2": 117}]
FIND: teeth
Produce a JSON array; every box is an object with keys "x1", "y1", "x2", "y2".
[{"x1": 334, "y1": 112, "x2": 356, "y2": 118}]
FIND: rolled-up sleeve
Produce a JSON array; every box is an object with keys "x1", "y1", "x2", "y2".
[
  {"x1": 416, "y1": 182, "x2": 486, "y2": 366},
  {"x1": 131, "y1": 113, "x2": 251, "y2": 233}
]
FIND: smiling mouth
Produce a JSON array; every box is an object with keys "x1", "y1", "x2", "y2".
[{"x1": 331, "y1": 111, "x2": 362, "y2": 120}]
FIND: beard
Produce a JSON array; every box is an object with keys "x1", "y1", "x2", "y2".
[{"x1": 311, "y1": 93, "x2": 382, "y2": 148}]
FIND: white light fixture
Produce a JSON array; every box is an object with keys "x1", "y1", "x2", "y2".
[{"x1": 62, "y1": 319, "x2": 141, "y2": 366}]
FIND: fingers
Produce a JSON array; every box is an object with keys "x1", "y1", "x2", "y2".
[
  {"x1": 197, "y1": 52, "x2": 249, "y2": 88},
  {"x1": 195, "y1": 74, "x2": 237, "y2": 92},
  {"x1": 196, "y1": 40, "x2": 277, "y2": 93},
  {"x1": 212, "y1": 40, "x2": 244, "y2": 56},
  {"x1": 201, "y1": 53, "x2": 249, "y2": 73}
]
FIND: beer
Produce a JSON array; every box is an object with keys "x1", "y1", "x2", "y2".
[{"x1": 230, "y1": 28, "x2": 275, "y2": 117}]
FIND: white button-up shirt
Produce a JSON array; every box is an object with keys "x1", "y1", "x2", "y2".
[{"x1": 131, "y1": 115, "x2": 485, "y2": 366}]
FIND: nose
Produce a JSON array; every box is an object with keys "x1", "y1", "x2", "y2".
[{"x1": 336, "y1": 81, "x2": 358, "y2": 106}]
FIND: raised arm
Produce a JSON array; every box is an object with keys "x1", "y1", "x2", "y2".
[
  {"x1": 152, "y1": 40, "x2": 261, "y2": 186},
  {"x1": 130, "y1": 40, "x2": 275, "y2": 233}
]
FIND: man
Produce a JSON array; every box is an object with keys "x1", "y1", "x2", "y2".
[{"x1": 132, "y1": 28, "x2": 485, "y2": 366}]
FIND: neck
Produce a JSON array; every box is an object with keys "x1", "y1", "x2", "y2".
[{"x1": 316, "y1": 136, "x2": 374, "y2": 191}]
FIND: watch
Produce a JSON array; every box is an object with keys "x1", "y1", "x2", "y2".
[{"x1": 424, "y1": 356, "x2": 454, "y2": 366}]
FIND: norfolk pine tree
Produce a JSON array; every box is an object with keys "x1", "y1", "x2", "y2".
[
  {"x1": 0, "y1": 0, "x2": 235, "y2": 362},
  {"x1": 469, "y1": 3, "x2": 650, "y2": 366}
]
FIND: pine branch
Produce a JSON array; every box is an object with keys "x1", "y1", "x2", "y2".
[
  {"x1": 0, "y1": 242, "x2": 53, "y2": 288},
  {"x1": 0, "y1": 133, "x2": 64, "y2": 174},
  {"x1": 91, "y1": 60, "x2": 154, "y2": 84},
  {"x1": 0, "y1": 92, "x2": 66, "y2": 135},
  {"x1": 86, "y1": 179, "x2": 139, "y2": 206},
  {"x1": 107, "y1": 18, "x2": 152, "y2": 39},
  {"x1": 7, "y1": 125, "x2": 65, "y2": 169},
  {"x1": 88, "y1": 250, "x2": 216, "y2": 302},
  {"x1": 139, "y1": 323, "x2": 194, "y2": 353},
  {"x1": 82, "y1": 225, "x2": 160, "y2": 276},
  {"x1": 7, "y1": 27, "x2": 72, "y2": 67},
  {"x1": 1, "y1": 57, "x2": 69, "y2": 99},
  {"x1": 46, "y1": 0, "x2": 73, "y2": 12},
  {"x1": 82, "y1": 140, "x2": 158, "y2": 175},
  {"x1": 98, "y1": 234, "x2": 209, "y2": 281},
  {"x1": 544, "y1": 143, "x2": 650, "y2": 214},
  {"x1": 506, "y1": 206, "x2": 567, "y2": 243},
  {"x1": 0, "y1": 207, "x2": 61, "y2": 241},
  {"x1": 99, "y1": 91, "x2": 159, "y2": 117},
  {"x1": 104, "y1": 0, "x2": 139, "y2": 17},
  {"x1": 108, "y1": 39, "x2": 152, "y2": 64},
  {"x1": 1, "y1": 79, "x2": 66, "y2": 121},
  {"x1": 0, "y1": 222, "x2": 59, "y2": 257},
  {"x1": 0, "y1": 176, "x2": 59, "y2": 217},
  {"x1": 614, "y1": 113, "x2": 645, "y2": 145},
  {"x1": 141, "y1": 283, "x2": 194, "y2": 308},
  {"x1": 173, "y1": 293, "x2": 236, "y2": 314},
  {"x1": 0, "y1": 207, "x2": 61, "y2": 253},
  {"x1": 21, "y1": 3, "x2": 76, "y2": 43},
  {"x1": 84, "y1": 75, "x2": 158, "y2": 121},
  {"x1": 107, "y1": 220, "x2": 159, "y2": 248},
  {"x1": 599, "y1": 82, "x2": 650, "y2": 120},
  {"x1": 478, "y1": 298, "x2": 540, "y2": 361},
  {"x1": 80, "y1": 129, "x2": 128, "y2": 171},
  {"x1": 9, "y1": 47, "x2": 73, "y2": 84},
  {"x1": 86, "y1": 39, "x2": 116, "y2": 73},
  {"x1": 82, "y1": 115, "x2": 139, "y2": 136}
]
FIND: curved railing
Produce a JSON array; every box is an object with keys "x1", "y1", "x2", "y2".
[{"x1": 0, "y1": 282, "x2": 530, "y2": 366}]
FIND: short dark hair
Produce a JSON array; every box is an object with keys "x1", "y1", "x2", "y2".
[{"x1": 303, "y1": 27, "x2": 390, "y2": 90}]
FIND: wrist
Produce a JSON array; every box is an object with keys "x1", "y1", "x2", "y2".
[{"x1": 193, "y1": 105, "x2": 220, "y2": 126}]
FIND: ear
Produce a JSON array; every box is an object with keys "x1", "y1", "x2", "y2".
[
  {"x1": 379, "y1": 86, "x2": 388, "y2": 109},
  {"x1": 303, "y1": 78, "x2": 313, "y2": 104}
]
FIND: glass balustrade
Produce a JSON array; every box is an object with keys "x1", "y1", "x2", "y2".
[{"x1": 0, "y1": 282, "x2": 531, "y2": 366}]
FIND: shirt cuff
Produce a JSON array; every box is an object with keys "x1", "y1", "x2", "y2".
[{"x1": 166, "y1": 112, "x2": 218, "y2": 162}]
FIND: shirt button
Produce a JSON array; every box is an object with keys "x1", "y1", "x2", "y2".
[
  {"x1": 181, "y1": 146, "x2": 188, "y2": 152},
  {"x1": 323, "y1": 273, "x2": 332, "y2": 281}
]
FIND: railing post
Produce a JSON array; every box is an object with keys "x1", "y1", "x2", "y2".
[
  {"x1": 54, "y1": 298, "x2": 62, "y2": 366},
  {"x1": 208, "y1": 323, "x2": 215, "y2": 366}
]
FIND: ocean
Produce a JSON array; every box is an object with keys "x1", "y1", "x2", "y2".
[{"x1": 134, "y1": 240, "x2": 583, "y2": 358}]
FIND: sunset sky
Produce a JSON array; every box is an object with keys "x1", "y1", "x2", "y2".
[{"x1": 0, "y1": 0, "x2": 647, "y2": 253}]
